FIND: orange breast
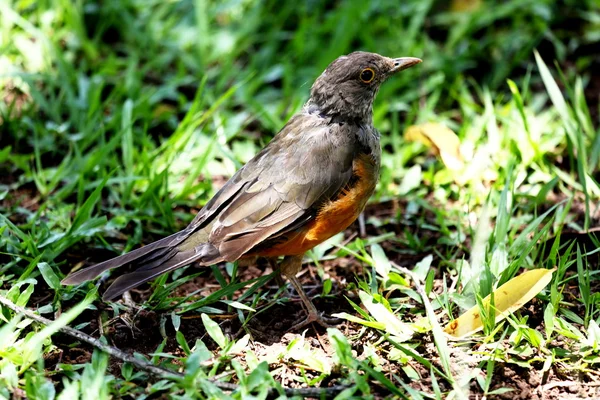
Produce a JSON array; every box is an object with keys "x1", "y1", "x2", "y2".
[{"x1": 258, "y1": 153, "x2": 378, "y2": 257}]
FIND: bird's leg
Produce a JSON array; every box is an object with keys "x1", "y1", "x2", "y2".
[{"x1": 280, "y1": 254, "x2": 340, "y2": 331}]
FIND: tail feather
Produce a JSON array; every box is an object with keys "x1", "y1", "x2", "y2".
[
  {"x1": 102, "y1": 243, "x2": 222, "y2": 301},
  {"x1": 61, "y1": 233, "x2": 181, "y2": 285},
  {"x1": 135, "y1": 247, "x2": 179, "y2": 271}
]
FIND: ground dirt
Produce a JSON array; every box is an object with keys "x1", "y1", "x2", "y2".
[{"x1": 19, "y1": 198, "x2": 595, "y2": 399}]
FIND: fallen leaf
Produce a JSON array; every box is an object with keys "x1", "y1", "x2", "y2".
[
  {"x1": 444, "y1": 268, "x2": 556, "y2": 338},
  {"x1": 404, "y1": 123, "x2": 464, "y2": 171},
  {"x1": 451, "y1": 0, "x2": 482, "y2": 12}
]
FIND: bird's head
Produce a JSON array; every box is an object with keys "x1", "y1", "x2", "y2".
[{"x1": 307, "y1": 51, "x2": 422, "y2": 123}]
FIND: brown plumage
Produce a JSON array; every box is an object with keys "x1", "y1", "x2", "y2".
[{"x1": 61, "y1": 52, "x2": 422, "y2": 330}]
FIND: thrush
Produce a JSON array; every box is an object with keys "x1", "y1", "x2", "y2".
[{"x1": 62, "y1": 52, "x2": 422, "y2": 330}]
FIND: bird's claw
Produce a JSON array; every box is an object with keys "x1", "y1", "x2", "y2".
[{"x1": 289, "y1": 310, "x2": 342, "y2": 331}]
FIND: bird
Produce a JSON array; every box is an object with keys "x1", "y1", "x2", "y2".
[{"x1": 61, "y1": 52, "x2": 422, "y2": 330}]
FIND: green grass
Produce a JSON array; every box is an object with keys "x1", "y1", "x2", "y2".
[{"x1": 1, "y1": 0, "x2": 600, "y2": 398}]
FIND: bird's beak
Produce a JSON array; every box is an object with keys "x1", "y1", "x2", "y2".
[{"x1": 389, "y1": 57, "x2": 422, "y2": 73}]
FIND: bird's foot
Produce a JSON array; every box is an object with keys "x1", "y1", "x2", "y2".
[
  {"x1": 289, "y1": 310, "x2": 342, "y2": 332},
  {"x1": 280, "y1": 257, "x2": 342, "y2": 331}
]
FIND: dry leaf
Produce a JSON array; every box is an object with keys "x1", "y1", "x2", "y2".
[
  {"x1": 451, "y1": 0, "x2": 482, "y2": 12},
  {"x1": 404, "y1": 123, "x2": 464, "y2": 171},
  {"x1": 444, "y1": 268, "x2": 556, "y2": 338}
]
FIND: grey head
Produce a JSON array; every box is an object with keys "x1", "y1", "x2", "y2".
[{"x1": 306, "y1": 51, "x2": 422, "y2": 123}]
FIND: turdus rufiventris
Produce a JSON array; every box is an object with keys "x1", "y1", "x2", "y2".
[{"x1": 62, "y1": 52, "x2": 422, "y2": 330}]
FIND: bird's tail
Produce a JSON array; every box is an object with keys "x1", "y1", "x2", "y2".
[{"x1": 61, "y1": 233, "x2": 222, "y2": 301}]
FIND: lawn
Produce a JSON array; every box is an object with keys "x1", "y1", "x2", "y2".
[{"x1": 1, "y1": 0, "x2": 599, "y2": 399}]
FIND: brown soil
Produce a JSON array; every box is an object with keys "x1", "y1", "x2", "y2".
[{"x1": 23, "y1": 198, "x2": 594, "y2": 399}]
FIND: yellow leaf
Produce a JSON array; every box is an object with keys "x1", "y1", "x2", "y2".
[
  {"x1": 152, "y1": 103, "x2": 176, "y2": 118},
  {"x1": 404, "y1": 123, "x2": 464, "y2": 171},
  {"x1": 444, "y1": 268, "x2": 556, "y2": 338},
  {"x1": 451, "y1": 0, "x2": 482, "y2": 12}
]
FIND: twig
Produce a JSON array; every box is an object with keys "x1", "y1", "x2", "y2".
[
  {"x1": 0, "y1": 295, "x2": 348, "y2": 398},
  {"x1": 0, "y1": 295, "x2": 186, "y2": 381}
]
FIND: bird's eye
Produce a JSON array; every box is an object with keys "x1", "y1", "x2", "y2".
[{"x1": 359, "y1": 68, "x2": 375, "y2": 83}]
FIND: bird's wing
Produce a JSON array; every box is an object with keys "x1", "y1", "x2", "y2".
[
  {"x1": 62, "y1": 114, "x2": 359, "y2": 300},
  {"x1": 180, "y1": 113, "x2": 358, "y2": 260}
]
